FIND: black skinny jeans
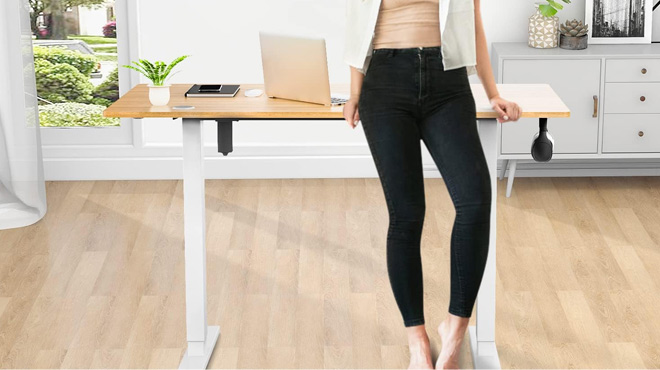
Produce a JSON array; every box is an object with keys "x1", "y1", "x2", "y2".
[{"x1": 358, "y1": 46, "x2": 492, "y2": 326}]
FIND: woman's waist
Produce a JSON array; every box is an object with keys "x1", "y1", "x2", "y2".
[{"x1": 372, "y1": 45, "x2": 442, "y2": 57}]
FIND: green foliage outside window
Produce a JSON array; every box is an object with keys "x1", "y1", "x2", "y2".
[
  {"x1": 93, "y1": 67, "x2": 119, "y2": 104},
  {"x1": 32, "y1": 40, "x2": 120, "y2": 126},
  {"x1": 39, "y1": 103, "x2": 119, "y2": 127},
  {"x1": 34, "y1": 59, "x2": 94, "y2": 103},
  {"x1": 33, "y1": 46, "x2": 98, "y2": 76}
]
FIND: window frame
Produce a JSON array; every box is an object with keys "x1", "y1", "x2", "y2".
[{"x1": 39, "y1": 0, "x2": 142, "y2": 147}]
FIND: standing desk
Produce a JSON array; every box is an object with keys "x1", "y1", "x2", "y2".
[{"x1": 104, "y1": 83, "x2": 570, "y2": 369}]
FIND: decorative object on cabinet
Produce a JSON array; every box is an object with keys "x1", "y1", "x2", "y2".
[
  {"x1": 492, "y1": 42, "x2": 660, "y2": 197},
  {"x1": 585, "y1": 0, "x2": 653, "y2": 44},
  {"x1": 559, "y1": 19, "x2": 589, "y2": 49},
  {"x1": 529, "y1": 1, "x2": 566, "y2": 48}
]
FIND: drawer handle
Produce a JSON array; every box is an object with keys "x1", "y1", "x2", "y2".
[
  {"x1": 641, "y1": 68, "x2": 647, "y2": 74},
  {"x1": 640, "y1": 96, "x2": 646, "y2": 102},
  {"x1": 593, "y1": 95, "x2": 598, "y2": 117},
  {"x1": 639, "y1": 131, "x2": 644, "y2": 137}
]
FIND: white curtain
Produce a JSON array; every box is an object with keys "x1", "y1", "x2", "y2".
[{"x1": 0, "y1": 0, "x2": 47, "y2": 230}]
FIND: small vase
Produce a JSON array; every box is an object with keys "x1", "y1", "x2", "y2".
[
  {"x1": 148, "y1": 84, "x2": 171, "y2": 106},
  {"x1": 528, "y1": 3, "x2": 559, "y2": 48}
]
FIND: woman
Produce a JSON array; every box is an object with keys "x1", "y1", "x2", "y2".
[{"x1": 342, "y1": 0, "x2": 521, "y2": 368}]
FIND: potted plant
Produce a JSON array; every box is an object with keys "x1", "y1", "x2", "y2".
[
  {"x1": 123, "y1": 55, "x2": 190, "y2": 106},
  {"x1": 559, "y1": 19, "x2": 589, "y2": 50},
  {"x1": 528, "y1": 0, "x2": 571, "y2": 48}
]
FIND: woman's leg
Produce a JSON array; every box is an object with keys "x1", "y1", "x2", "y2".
[
  {"x1": 358, "y1": 49, "x2": 433, "y2": 368},
  {"x1": 360, "y1": 84, "x2": 427, "y2": 329},
  {"x1": 419, "y1": 79, "x2": 492, "y2": 321},
  {"x1": 360, "y1": 105, "x2": 434, "y2": 368},
  {"x1": 417, "y1": 64, "x2": 492, "y2": 368}
]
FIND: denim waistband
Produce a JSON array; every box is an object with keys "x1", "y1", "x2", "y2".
[{"x1": 372, "y1": 46, "x2": 442, "y2": 57}]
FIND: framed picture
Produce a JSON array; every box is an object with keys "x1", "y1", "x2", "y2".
[
  {"x1": 654, "y1": 1, "x2": 660, "y2": 42},
  {"x1": 585, "y1": 0, "x2": 654, "y2": 43}
]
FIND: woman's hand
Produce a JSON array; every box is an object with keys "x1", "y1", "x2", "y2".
[
  {"x1": 343, "y1": 97, "x2": 360, "y2": 129},
  {"x1": 489, "y1": 95, "x2": 522, "y2": 123}
]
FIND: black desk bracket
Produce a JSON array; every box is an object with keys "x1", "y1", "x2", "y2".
[{"x1": 216, "y1": 119, "x2": 235, "y2": 156}]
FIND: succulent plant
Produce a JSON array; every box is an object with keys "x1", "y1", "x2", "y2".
[{"x1": 559, "y1": 19, "x2": 589, "y2": 37}]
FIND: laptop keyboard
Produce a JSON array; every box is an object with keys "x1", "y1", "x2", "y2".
[{"x1": 330, "y1": 95, "x2": 349, "y2": 105}]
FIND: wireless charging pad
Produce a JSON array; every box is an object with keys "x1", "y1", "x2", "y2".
[{"x1": 244, "y1": 89, "x2": 263, "y2": 97}]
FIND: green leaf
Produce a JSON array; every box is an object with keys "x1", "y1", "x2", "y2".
[
  {"x1": 162, "y1": 55, "x2": 190, "y2": 83},
  {"x1": 156, "y1": 61, "x2": 166, "y2": 84},
  {"x1": 123, "y1": 64, "x2": 146, "y2": 76},
  {"x1": 547, "y1": 0, "x2": 564, "y2": 10},
  {"x1": 123, "y1": 55, "x2": 190, "y2": 85},
  {"x1": 539, "y1": 3, "x2": 557, "y2": 17},
  {"x1": 139, "y1": 59, "x2": 156, "y2": 75},
  {"x1": 130, "y1": 61, "x2": 149, "y2": 76}
]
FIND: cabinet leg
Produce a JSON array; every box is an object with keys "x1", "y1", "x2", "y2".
[
  {"x1": 505, "y1": 160, "x2": 517, "y2": 198},
  {"x1": 498, "y1": 159, "x2": 509, "y2": 181}
]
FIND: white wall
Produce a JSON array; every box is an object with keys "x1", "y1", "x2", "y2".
[
  {"x1": 138, "y1": 0, "x2": 585, "y2": 148},
  {"x1": 78, "y1": 6, "x2": 108, "y2": 36},
  {"x1": 45, "y1": 0, "x2": 612, "y2": 181}
]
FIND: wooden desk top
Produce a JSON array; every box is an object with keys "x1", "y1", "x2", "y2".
[{"x1": 103, "y1": 83, "x2": 570, "y2": 120}]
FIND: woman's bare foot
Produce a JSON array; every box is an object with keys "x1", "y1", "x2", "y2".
[
  {"x1": 435, "y1": 313, "x2": 469, "y2": 369},
  {"x1": 406, "y1": 325, "x2": 434, "y2": 369}
]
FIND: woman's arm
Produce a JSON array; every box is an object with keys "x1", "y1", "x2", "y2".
[
  {"x1": 343, "y1": 66, "x2": 364, "y2": 128},
  {"x1": 473, "y1": 0, "x2": 521, "y2": 123},
  {"x1": 350, "y1": 66, "x2": 365, "y2": 101}
]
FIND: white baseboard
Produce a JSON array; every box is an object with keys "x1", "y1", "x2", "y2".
[{"x1": 43, "y1": 156, "x2": 660, "y2": 181}]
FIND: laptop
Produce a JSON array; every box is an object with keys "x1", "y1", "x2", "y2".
[{"x1": 259, "y1": 31, "x2": 349, "y2": 106}]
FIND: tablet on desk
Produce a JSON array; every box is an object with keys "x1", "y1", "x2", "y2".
[{"x1": 185, "y1": 84, "x2": 240, "y2": 98}]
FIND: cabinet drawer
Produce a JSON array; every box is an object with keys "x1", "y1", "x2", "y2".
[
  {"x1": 606, "y1": 59, "x2": 660, "y2": 82},
  {"x1": 603, "y1": 114, "x2": 660, "y2": 153},
  {"x1": 604, "y1": 83, "x2": 660, "y2": 114}
]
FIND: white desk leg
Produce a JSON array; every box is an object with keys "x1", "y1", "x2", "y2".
[
  {"x1": 471, "y1": 118, "x2": 502, "y2": 369},
  {"x1": 179, "y1": 118, "x2": 220, "y2": 369}
]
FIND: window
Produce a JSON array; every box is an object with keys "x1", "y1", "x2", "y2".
[
  {"x1": 30, "y1": 0, "x2": 137, "y2": 146},
  {"x1": 30, "y1": 0, "x2": 119, "y2": 128}
]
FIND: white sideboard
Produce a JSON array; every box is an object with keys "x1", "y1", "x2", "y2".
[{"x1": 491, "y1": 42, "x2": 660, "y2": 197}]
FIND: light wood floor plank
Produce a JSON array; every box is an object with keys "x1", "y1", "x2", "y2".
[{"x1": 0, "y1": 177, "x2": 658, "y2": 368}]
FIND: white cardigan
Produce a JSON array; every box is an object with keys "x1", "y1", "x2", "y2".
[{"x1": 343, "y1": 0, "x2": 477, "y2": 76}]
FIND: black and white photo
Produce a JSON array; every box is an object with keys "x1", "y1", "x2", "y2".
[{"x1": 586, "y1": 0, "x2": 654, "y2": 43}]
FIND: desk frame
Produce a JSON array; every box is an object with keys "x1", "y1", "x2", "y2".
[{"x1": 177, "y1": 115, "x2": 506, "y2": 369}]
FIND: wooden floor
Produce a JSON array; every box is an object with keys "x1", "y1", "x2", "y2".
[{"x1": 1, "y1": 176, "x2": 659, "y2": 369}]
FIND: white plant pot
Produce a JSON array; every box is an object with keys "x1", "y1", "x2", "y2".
[{"x1": 148, "y1": 84, "x2": 171, "y2": 106}]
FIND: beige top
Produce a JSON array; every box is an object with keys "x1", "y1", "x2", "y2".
[{"x1": 372, "y1": 0, "x2": 442, "y2": 49}]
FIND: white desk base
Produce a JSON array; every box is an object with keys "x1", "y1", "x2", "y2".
[
  {"x1": 177, "y1": 117, "x2": 504, "y2": 369},
  {"x1": 179, "y1": 326, "x2": 220, "y2": 369}
]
